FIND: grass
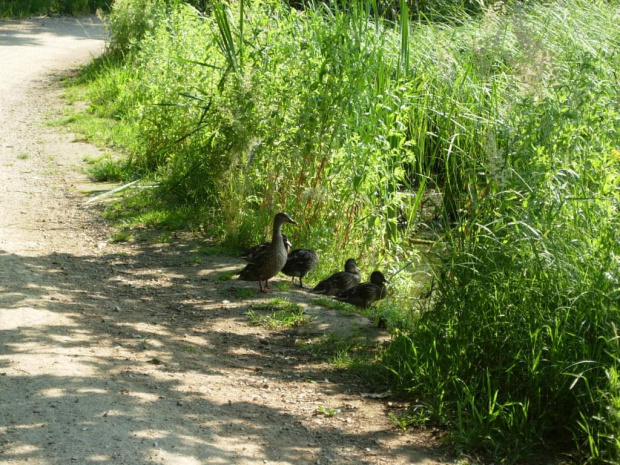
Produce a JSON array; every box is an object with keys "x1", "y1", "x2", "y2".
[
  {"x1": 270, "y1": 281, "x2": 292, "y2": 292},
  {"x1": 16, "y1": 153, "x2": 29, "y2": 160},
  {"x1": 214, "y1": 271, "x2": 236, "y2": 284},
  {"x1": 315, "y1": 406, "x2": 341, "y2": 417},
  {"x1": 85, "y1": 154, "x2": 128, "y2": 182},
  {"x1": 186, "y1": 255, "x2": 202, "y2": 265},
  {"x1": 296, "y1": 331, "x2": 384, "y2": 380},
  {"x1": 66, "y1": 0, "x2": 620, "y2": 461},
  {"x1": 109, "y1": 230, "x2": 131, "y2": 243},
  {"x1": 235, "y1": 288, "x2": 255, "y2": 299},
  {"x1": 247, "y1": 298, "x2": 311, "y2": 329},
  {"x1": 311, "y1": 298, "x2": 355, "y2": 313}
]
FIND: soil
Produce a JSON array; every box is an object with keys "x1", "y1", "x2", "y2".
[{"x1": 0, "y1": 16, "x2": 449, "y2": 465}]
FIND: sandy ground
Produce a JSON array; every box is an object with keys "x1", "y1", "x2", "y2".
[{"x1": 0, "y1": 16, "x2": 449, "y2": 465}]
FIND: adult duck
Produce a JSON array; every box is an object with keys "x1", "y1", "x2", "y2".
[
  {"x1": 312, "y1": 258, "x2": 361, "y2": 296},
  {"x1": 336, "y1": 271, "x2": 388, "y2": 308},
  {"x1": 281, "y1": 248, "x2": 319, "y2": 288},
  {"x1": 238, "y1": 212, "x2": 297, "y2": 292},
  {"x1": 240, "y1": 234, "x2": 291, "y2": 261}
]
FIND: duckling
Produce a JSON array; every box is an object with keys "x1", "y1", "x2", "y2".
[
  {"x1": 240, "y1": 234, "x2": 291, "y2": 261},
  {"x1": 238, "y1": 212, "x2": 297, "y2": 292},
  {"x1": 281, "y1": 249, "x2": 319, "y2": 288},
  {"x1": 336, "y1": 271, "x2": 388, "y2": 308},
  {"x1": 312, "y1": 258, "x2": 361, "y2": 296}
]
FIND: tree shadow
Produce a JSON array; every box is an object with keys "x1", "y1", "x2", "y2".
[{"x1": 0, "y1": 242, "x2": 447, "y2": 464}]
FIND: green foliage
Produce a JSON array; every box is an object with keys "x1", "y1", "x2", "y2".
[
  {"x1": 214, "y1": 271, "x2": 235, "y2": 283},
  {"x1": 86, "y1": 153, "x2": 130, "y2": 182},
  {"x1": 72, "y1": 0, "x2": 620, "y2": 461},
  {"x1": 235, "y1": 288, "x2": 255, "y2": 298},
  {"x1": 106, "y1": 0, "x2": 176, "y2": 55},
  {"x1": 380, "y1": 1, "x2": 620, "y2": 461},
  {"x1": 247, "y1": 298, "x2": 311, "y2": 328},
  {"x1": 82, "y1": 0, "x2": 488, "y2": 272}
]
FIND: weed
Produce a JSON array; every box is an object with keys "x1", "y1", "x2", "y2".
[
  {"x1": 235, "y1": 288, "x2": 255, "y2": 299},
  {"x1": 270, "y1": 281, "x2": 291, "y2": 292},
  {"x1": 247, "y1": 299, "x2": 310, "y2": 329},
  {"x1": 109, "y1": 230, "x2": 131, "y2": 243},
  {"x1": 315, "y1": 406, "x2": 341, "y2": 417},
  {"x1": 186, "y1": 255, "x2": 202, "y2": 265},
  {"x1": 311, "y1": 298, "x2": 354, "y2": 313},
  {"x1": 214, "y1": 271, "x2": 236, "y2": 283}
]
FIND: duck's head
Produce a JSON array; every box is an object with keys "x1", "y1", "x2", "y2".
[
  {"x1": 344, "y1": 258, "x2": 361, "y2": 274},
  {"x1": 274, "y1": 212, "x2": 297, "y2": 226},
  {"x1": 369, "y1": 271, "x2": 389, "y2": 285}
]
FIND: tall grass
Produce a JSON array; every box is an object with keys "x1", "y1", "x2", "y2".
[
  {"x1": 75, "y1": 0, "x2": 620, "y2": 460},
  {"x1": 382, "y1": 1, "x2": 620, "y2": 461},
  {"x1": 87, "y1": 0, "x2": 501, "y2": 268}
]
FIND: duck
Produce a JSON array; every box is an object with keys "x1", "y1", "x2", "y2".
[
  {"x1": 336, "y1": 270, "x2": 389, "y2": 308},
  {"x1": 240, "y1": 234, "x2": 291, "y2": 261},
  {"x1": 281, "y1": 248, "x2": 319, "y2": 288},
  {"x1": 312, "y1": 258, "x2": 361, "y2": 296},
  {"x1": 238, "y1": 212, "x2": 297, "y2": 292}
]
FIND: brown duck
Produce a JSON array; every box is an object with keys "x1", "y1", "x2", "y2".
[
  {"x1": 312, "y1": 258, "x2": 361, "y2": 296},
  {"x1": 336, "y1": 270, "x2": 388, "y2": 308},
  {"x1": 238, "y1": 212, "x2": 297, "y2": 292},
  {"x1": 240, "y1": 234, "x2": 292, "y2": 261},
  {"x1": 281, "y1": 248, "x2": 319, "y2": 288}
]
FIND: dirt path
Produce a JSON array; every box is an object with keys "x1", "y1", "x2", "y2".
[{"x1": 0, "y1": 16, "x2": 447, "y2": 465}]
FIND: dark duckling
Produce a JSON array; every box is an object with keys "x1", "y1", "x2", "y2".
[
  {"x1": 281, "y1": 249, "x2": 319, "y2": 288},
  {"x1": 240, "y1": 234, "x2": 291, "y2": 261},
  {"x1": 312, "y1": 258, "x2": 361, "y2": 296},
  {"x1": 336, "y1": 271, "x2": 388, "y2": 308},
  {"x1": 238, "y1": 212, "x2": 297, "y2": 292}
]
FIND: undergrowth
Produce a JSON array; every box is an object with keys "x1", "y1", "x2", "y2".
[{"x1": 67, "y1": 0, "x2": 620, "y2": 461}]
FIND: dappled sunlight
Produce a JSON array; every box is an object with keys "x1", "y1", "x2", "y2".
[
  {"x1": 150, "y1": 451, "x2": 203, "y2": 465},
  {"x1": 0, "y1": 237, "x2": 442, "y2": 464},
  {"x1": 39, "y1": 388, "x2": 68, "y2": 398},
  {"x1": 0, "y1": 308, "x2": 74, "y2": 330},
  {"x1": 85, "y1": 454, "x2": 112, "y2": 462},
  {"x1": 125, "y1": 391, "x2": 161, "y2": 403}
]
